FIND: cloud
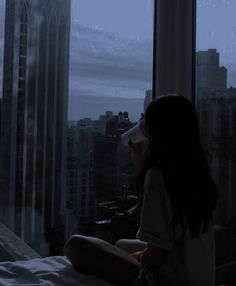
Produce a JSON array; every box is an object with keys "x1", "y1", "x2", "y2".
[
  {"x1": 0, "y1": 2, "x2": 151, "y2": 119},
  {"x1": 69, "y1": 21, "x2": 153, "y2": 99}
]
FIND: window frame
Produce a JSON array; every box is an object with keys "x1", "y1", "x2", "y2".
[
  {"x1": 152, "y1": 1, "x2": 236, "y2": 283},
  {"x1": 152, "y1": 0, "x2": 196, "y2": 103}
]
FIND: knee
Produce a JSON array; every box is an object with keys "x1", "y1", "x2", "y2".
[
  {"x1": 114, "y1": 239, "x2": 128, "y2": 249},
  {"x1": 64, "y1": 235, "x2": 92, "y2": 273},
  {"x1": 64, "y1": 235, "x2": 87, "y2": 258}
]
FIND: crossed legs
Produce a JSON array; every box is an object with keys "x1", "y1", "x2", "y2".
[{"x1": 64, "y1": 235, "x2": 147, "y2": 285}]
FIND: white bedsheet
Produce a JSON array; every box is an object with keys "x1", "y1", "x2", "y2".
[{"x1": 0, "y1": 256, "x2": 114, "y2": 286}]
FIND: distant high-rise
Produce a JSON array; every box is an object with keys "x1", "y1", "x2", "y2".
[
  {"x1": 196, "y1": 49, "x2": 227, "y2": 96},
  {"x1": 0, "y1": 0, "x2": 71, "y2": 255},
  {"x1": 199, "y1": 88, "x2": 236, "y2": 224},
  {"x1": 94, "y1": 112, "x2": 134, "y2": 202},
  {"x1": 66, "y1": 120, "x2": 96, "y2": 237},
  {"x1": 144, "y1": 90, "x2": 152, "y2": 112}
]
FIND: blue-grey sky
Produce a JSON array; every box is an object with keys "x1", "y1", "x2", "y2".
[
  {"x1": 69, "y1": 0, "x2": 154, "y2": 120},
  {"x1": 71, "y1": 0, "x2": 154, "y2": 40},
  {"x1": 197, "y1": 0, "x2": 236, "y2": 64},
  {"x1": 0, "y1": 0, "x2": 236, "y2": 120},
  {"x1": 197, "y1": 0, "x2": 236, "y2": 89}
]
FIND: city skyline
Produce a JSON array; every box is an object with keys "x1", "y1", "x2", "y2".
[{"x1": 0, "y1": 0, "x2": 235, "y2": 266}]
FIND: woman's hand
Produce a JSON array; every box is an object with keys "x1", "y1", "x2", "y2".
[
  {"x1": 129, "y1": 141, "x2": 148, "y2": 171},
  {"x1": 129, "y1": 243, "x2": 167, "y2": 270},
  {"x1": 130, "y1": 251, "x2": 143, "y2": 262}
]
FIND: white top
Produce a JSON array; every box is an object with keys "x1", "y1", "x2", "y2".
[{"x1": 136, "y1": 166, "x2": 215, "y2": 286}]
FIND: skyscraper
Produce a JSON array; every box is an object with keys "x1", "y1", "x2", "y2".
[
  {"x1": 200, "y1": 88, "x2": 236, "y2": 224},
  {"x1": 94, "y1": 112, "x2": 135, "y2": 203},
  {"x1": 0, "y1": 0, "x2": 71, "y2": 255},
  {"x1": 196, "y1": 49, "x2": 227, "y2": 96},
  {"x1": 144, "y1": 89, "x2": 152, "y2": 112},
  {"x1": 66, "y1": 120, "x2": 96, "y2": 237}
]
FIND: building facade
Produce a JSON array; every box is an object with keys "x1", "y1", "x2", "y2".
[
  {"x1": 144, "y1": 89, "x2": 152, "y2": 112},
  {"x1": 94, "y1": 112, "x2": 135, "y2": 203},
  {"x1": 66, "y1": 119, "x2": 98, "y2": 238},
  {"x1": 199, "y1": 89, "x2": 236, "y2": 224},
  {"x1": 0, "y1": 0, "x2": 71, "y2": 255},
  {"x1": 196, "y1": 49, "x2": 227, "y2": 97}
]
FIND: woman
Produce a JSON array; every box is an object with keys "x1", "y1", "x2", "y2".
[{"x1": 64, "y1": 94, "x2": 218, "y2": 286}]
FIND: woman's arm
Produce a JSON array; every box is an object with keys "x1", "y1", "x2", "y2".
[{"x1": 115, "y1": 239, "x2": 147, "y2": 254}]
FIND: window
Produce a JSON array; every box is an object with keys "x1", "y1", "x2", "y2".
[
  {"x1": 18, "y1": 79, "x2": 25, "y2": 90},
  {"x1": 20, "y1": 23, "x2": 27, "y2": 34},
  {"x1": 19, "y1": 67, "x2": 26, "y2": 78},
  {"x1": 19, "y1": 46, "x2": 27, "y2": 56},
  {"x1": 20, "y1": 34, "x2": 27, "y2": 45},
  {"x1": 0, "y1": 0, "x2": 154, "y2": 256},
  {"x1": 66, "y1": 0, "x2": 154, "y2": 244},
  {"x1": 196, "y1": 0, "x2": 236, "y2": 281},
  {"x1": 19, "y1": 57, "x2": 26, "y2": 67}
]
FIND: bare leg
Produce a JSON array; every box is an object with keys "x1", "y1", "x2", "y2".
[
  {"x1": 115, "y1": 239, "x2": 147, "y2": 254},
  {"x1": 64, "y1": 235, "x2": 141, "y2": 286}
]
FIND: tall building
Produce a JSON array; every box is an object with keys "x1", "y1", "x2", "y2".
[
  {"x1": 144, "y1": 89, "x2": 152, "y2": 112},
  {"x1": 75, "y1": 121, "x2": 96, "y2": 234},
  {"x1": 196, "y1": 49, "x2": 227, "y2": 97},
  {"x1": 65, "y1": 122, "x2": 78, "y2": 237},
  {"x1": 0, "y1": 0, "x2": 71, "y2": 255},
  {"x1": 198, "y1": 88, "x2": 236, "y2": 224},
  {"x1": 65, "y1": 120, "x2": 96, "y2": 237},
  {"x1": 94, "y1": 112, "x2": 135, "y2": 202},
  {"x1": 94, "y1": 135, "x2": 120, "y2": 202}
]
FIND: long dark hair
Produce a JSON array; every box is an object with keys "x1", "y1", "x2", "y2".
[{"x1": 138, "y1": 94, "x2": 218, "y2": 237}]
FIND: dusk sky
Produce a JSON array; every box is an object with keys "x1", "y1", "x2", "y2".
[{"x1": 0, "y1": 0, "x2": 236, "y2": 120}]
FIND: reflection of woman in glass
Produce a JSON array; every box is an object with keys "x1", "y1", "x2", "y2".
[{"x1": 64, "y1": 95, "x2": 218, "y2": 286}]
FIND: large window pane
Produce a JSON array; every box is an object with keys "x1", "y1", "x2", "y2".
[
  {"x1": 67, "y1": 0, "x2": 153, "y2": 244},
  {"x1": 0, "y1": 0, "x2": 153, "y2": 256},
  {"x1": 196, "y1": 0, "x2": 236, "y2": 282}
]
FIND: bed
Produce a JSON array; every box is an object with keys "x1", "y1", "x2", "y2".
[{"x1": 0, "y1": 256, "x2": 114, "y2": 286}]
